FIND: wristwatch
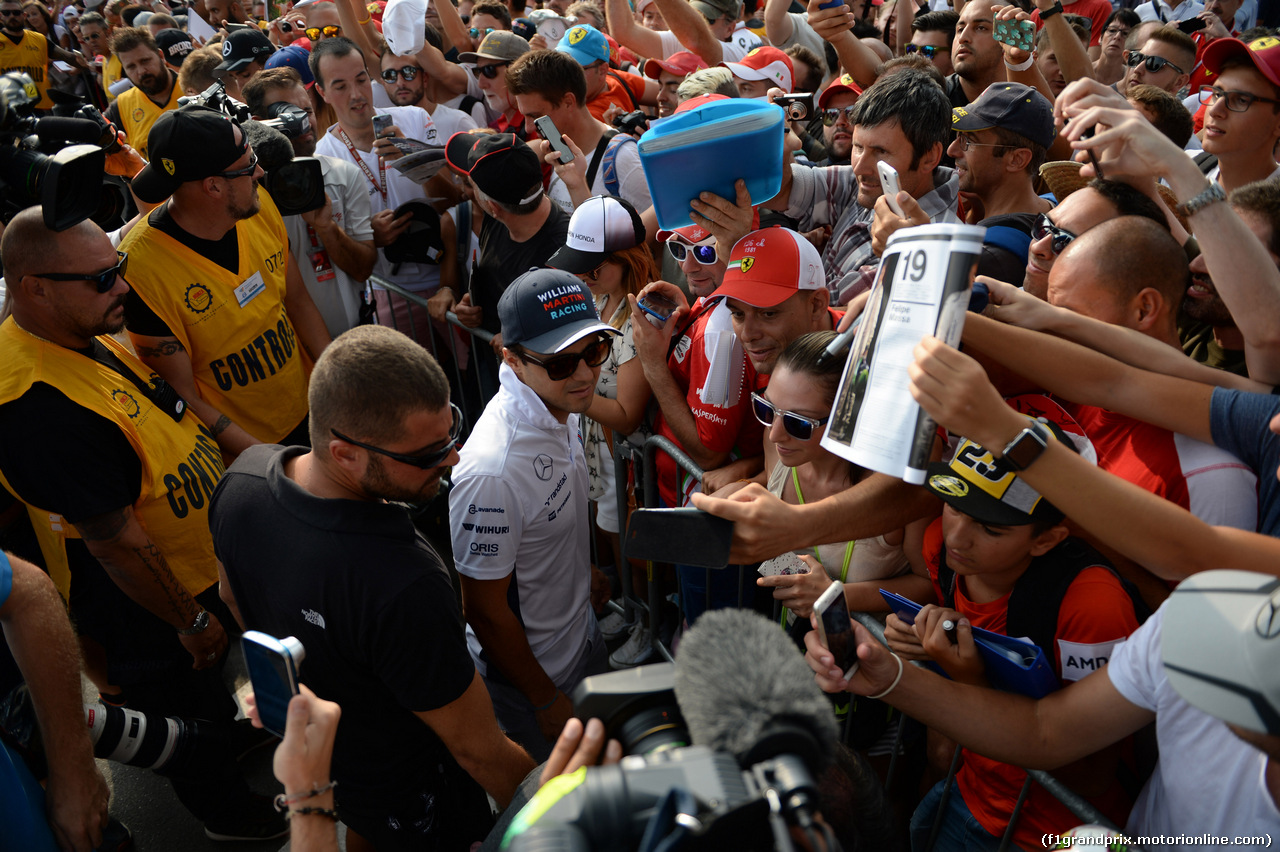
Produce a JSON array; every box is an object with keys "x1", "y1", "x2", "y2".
[
  {"x1": 1039, "y1": 0, "x2": 1065, "y2": 19},
  {"x1": 1175, "y1": 182, "x2": 1226, "y2": 219},
  {"x1": 177, "y1": 609, "x2": 210, "y2": 635},
  {"x1": 1000, "y1": 421, "x2": 1051, "y2": 471}
]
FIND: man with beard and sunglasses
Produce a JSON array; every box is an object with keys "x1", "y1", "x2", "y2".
[
  {"x1": 214, "y1": 324, "x2": 536, "y2": 851},
  {"x1": 377, "y1": 44, "x2": 478, "y2": 139},
  {"x1": 104, "y1": 26, "x2": 181, "y2": 159},
  {"x1": 450, "y1": 270, "x2": 620, "y2": 762},
  {"x1": 0, "y1": 207, "x2": 288, "y2": 841}
]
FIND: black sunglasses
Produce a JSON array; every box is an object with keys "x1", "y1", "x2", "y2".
[
  {"x1": 666, "y1": 239, "x2": 717, "y2": 265},
  {"x1": 216, "y1": 151, "x2": 259, "y2": 179},
  {"x1": 822, "y1": 105, "x2": 857, "y2": 127},
  {"x1": 331, "y1": 402, "x2": 463, "y2": 469},
  {"x1": 904, "y1": 44, "x2": 947, "y2": 58},
  {"x1": 518, "y1": 336, "x2": 612, "y2": 381},
  {"x1": 477, "y1": 61, "x2": 509, "y2": 79},
  {"x1": 1031, "y1": 213, "x2": 1076, "y2": 255},
  {"x1": 751, "y1": 392, "x2": 828, "y2": 441},
  {"x1": 1124, "y1": 51, "x2": 1184, "y2": 75},
  {"x1": 381, "y1": 65, "x2": 420, "y2": 82},
  {"x1": 35, "y1": 250, "x2": 128, "y2": 293}
]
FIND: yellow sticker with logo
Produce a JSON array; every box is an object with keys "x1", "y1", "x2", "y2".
[
  {"x1": 568, "y1": 26, "x2": 586, "y2": 44},
  {"x1": 1250, "y1": 36, "x2": 1279, "y2": 51},
  {"x1": 928, "y1": 474, "x2": 969, "y2": 498}
]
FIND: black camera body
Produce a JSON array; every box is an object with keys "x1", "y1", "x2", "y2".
[
  {"x1": 612, "y1": 110, "x2": 650, "y2": 137},
  {"x1": 773, "y1": 93, "x2": 814, "y2": 122},
  {"x1": 262, "y1": 156, "x2": 326, "y2": 216},
  {"x1": 261, "y1": 102, "x2": 312, "y2": 140}
]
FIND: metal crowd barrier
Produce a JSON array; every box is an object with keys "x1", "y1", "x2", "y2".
[{"x1": 369, "y1": 279, "x2": 1129, "y2": 845}]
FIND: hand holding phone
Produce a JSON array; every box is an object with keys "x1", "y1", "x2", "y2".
[
  {"x1": 993, "y1": 18, "x2": 1035, "y2": 52},
  {"x1": 535, "y1": 115, "x2": 575, "y2": 164},
  {"x1": 372, "y1": 114, "x2": 394, "y2": 138},
  {"x1": 813, "y1": 581, "x2": 859, "y2": 680},
  {"x1": 1176, "y1": 16, "x2": 1206, "y2": 33},
  {"x1": 242, "y1": 630, "x2": 305, "y2": 738},
  {"x1": 877, "y1": 161, "x2": 904, "y2": 216},
  {"x1": 637, "y1": 291, "x2": 679, "y2": 327}
]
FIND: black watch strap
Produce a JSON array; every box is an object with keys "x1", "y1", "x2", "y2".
[
  {"x1": 1001, "y1": 421, "x2": 1051, "y2": 471},
  {"x1": 1040, "y1": 1, "x2": 1065, "y2": 19}
]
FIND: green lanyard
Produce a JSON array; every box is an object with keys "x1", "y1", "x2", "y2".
[{"x1": 781, "y1": 467, "x2": 854, "y2": 627}]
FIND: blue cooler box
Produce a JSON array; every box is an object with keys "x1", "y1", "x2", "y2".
[{"x1": 637, "y1": 99, "x2": 785, "y2": 231}]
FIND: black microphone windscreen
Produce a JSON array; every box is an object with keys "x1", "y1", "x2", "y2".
[
  {"x1": 241, "y1": 119, "x2": 294, "y2": 173},
  {"x1": 34, "y1": 116, "x2": 104, "y2": 145},
  {"x1": 673, "y1": 609, "x2": 838, "y2": 768}
]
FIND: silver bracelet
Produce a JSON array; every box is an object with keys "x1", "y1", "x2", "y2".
[{"x1": 868, "y1": 653, "x2": 905, "y2": 700}]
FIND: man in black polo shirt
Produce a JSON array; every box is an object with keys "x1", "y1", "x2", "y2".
[{"x1": 212, "y1": 325, "x2": 535, "y2": 852}]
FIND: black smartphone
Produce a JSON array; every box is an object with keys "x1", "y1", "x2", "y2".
[
  {"x1": 624, "y1": 507, "x2": 733, "y2": 568},
  {"x1": 242, "y1": 630, "x2": 305, "y2": 738},
  {"x1": 637, "y1": 292, "x2": 679, "y2": 326},
  {"x1": 534, "y1": 115, "x2": 575, "y2": 164},
  {"x1": 1176, "y1": 17, "x2": 1206, "y2": 33},
  {"x1": 774, "y1": 93, "x2": 815, "y2": 121},
  {"x1": 814, "y1": 581, "x2": 859, "y2": 680}
]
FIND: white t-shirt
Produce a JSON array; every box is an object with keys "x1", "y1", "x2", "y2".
[
  {"x1": 283, "y1": 155, "x2": 374, "y2": 337},
  {"x1": 547, "y1": 134, "x2": 651, "y2": 215},
  {"x1": 772, "y1": 12, "x2": 824, "y2": 60},
  {"x1": 314, "y1": 105, "x2": 442, "y2": 294},
  {"x1": 428, "y1": 102, "x2": 479, "y2": 139},
  {"x1": 450, "y1": 362, "x2": 594, "y2": 687},
  {"x1": 1107, "y1": 605, "x2": 1280, "y2": 847},
  {"x1": 1135, "y1": 0, "x2": 1205, "y2": 22},
  {"x1": 658, "y1": 27, "x2": 759, "y2": 62}
]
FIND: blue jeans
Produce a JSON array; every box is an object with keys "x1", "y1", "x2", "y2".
[
  {"x1": 909, "y1": 778, "x2": 1003, "y2": 852},
  {"x1": 676, "y1": 563, "x2": 756, "y2": 626}
]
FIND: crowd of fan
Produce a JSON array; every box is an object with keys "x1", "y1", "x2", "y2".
[{"x1": 1, "y1": 0, "x2": 1280, "y2": 848}]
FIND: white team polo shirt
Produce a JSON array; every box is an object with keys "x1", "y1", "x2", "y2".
[{"x1": 450, "y1": 362, "x2": 593, "y2": 686}]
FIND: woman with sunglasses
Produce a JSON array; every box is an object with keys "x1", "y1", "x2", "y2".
[
  {"x1": 548, "y1": 196, "x2": 657, "y2": 661},
  {"x1": 755, "y1": 332, "x2": 933, "y2": 630}
]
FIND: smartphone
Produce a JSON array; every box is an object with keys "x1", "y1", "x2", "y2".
[
  {"x1": 372, "y1": 113, "x2": 394, "y2": 138},
  {"x1": 637, "y1": 292, "x2": 679, "y2": 327},
  {"x1": 224, "y1": 20, "x2": 250, "y2": 30},
  {"x1": 813, "y1": 581, "x2": 859, "y2": 680},
  {"x1": 534, "y1": 115, "x2": 575, "y2": 164},
  {"x1": 774, "y1": 93, "x2": 815, "y2": 122},
  {"x1": 993, "y1": 18, "x2": 1035, "y2": 53},
  {"x1": 1176, "y1": 17, "x2": 1206, "y2": 33},
  {"x1": 817, "y1": 0, "x2": 843, "y2": 9},
  {"x1": 877, "y1": 161, "x2": 904, "y2": 216},
  {"x1": 624, "y1": 507, "x2": 733, "y2": 568},
  {"x1": 241, "y1": 630, "x2": 305, "y2": 738}
]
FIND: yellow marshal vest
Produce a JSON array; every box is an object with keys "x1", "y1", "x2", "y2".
[
  {"x1": 102, "y1": 51, "x2": 123, "y2": 101},
  {"x1": 0, "y1": 30, "x2": 52, "y2": 109},
  {"x1": 117, "y1": 78, "x2": 182, "y2": 160},
  {"x1": 121, "y1": 189, "x2": 310, "y2": 443},
  {"x1": 0, "y1": 320, "x2": 224, "y2": 599}
]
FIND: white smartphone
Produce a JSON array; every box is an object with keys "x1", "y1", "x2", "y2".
[
  {"x1": 241, "y1": 630, "x2": 305, "y2": 738},
  {"x1": 813, "y1": 581, "x2": 859, "y2": 680},
  {"x1": 877, "y1": 161, "x2": 904, "y2": 217},
  {"x1": 534, "y1": 115, "x2": 575, "y2": 164}
]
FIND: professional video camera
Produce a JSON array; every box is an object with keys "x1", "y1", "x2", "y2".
[
  {"x1": 0, "y1": 72, "x2": 119, "y2": 231},
  {"x1": 241, "y1": 117, "x2": 325, "y2": 217},
  {"x1": 499, "y1": 611, "x2": 846, "y2": 852}
]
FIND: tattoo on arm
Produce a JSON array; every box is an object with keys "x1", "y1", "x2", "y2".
[
  {"x1": 135, "y1": 339, "x2": 186, "y2": 358},
  {"x1": 132, "y1": 540, "x2": 199, "y2": 623},
  {"x1": 76, "y1": 507, "x2": 131, "y2": 542},
  {"x1": 210, "y1": 415, "x2": 232, "y2": 437}
]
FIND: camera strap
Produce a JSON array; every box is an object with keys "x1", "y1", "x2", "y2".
[
  {"x1": 337, "y1": 127, "x2": 386, "y2": 202},
  {"x1": 88, "y1": 340, "x2": 187, "y2": 422}
]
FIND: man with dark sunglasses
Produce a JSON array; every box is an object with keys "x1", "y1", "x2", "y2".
[
  {"x1": 214, "y1": 324, "x2": 536, "y2": 851},
  {"x1": 377, "y1": 45, "x2": 478, "y2": 139},
  {"x1": 450, "y1": 270, "x2": 620, "y2": 762},
  {"x1": 121, "y1": 105, "x2": 331, "y2": 459},
  {"x1": 0, "y1": 207, "x2": 288, "y2": 841},
  {"x1": 1120, "y1": 29, "x2": 1194, "y2": 96}
]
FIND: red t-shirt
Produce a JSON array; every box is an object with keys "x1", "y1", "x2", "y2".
[
  {"x1": 587, "y1": 69, "x2": 647, "y2": 122},
  {"x1": 654, "y1": 297, "x2": 762, "y2": 507},
  {"x1": 1032, "y1": 0, "x2": 1113, "y2": 46},
  {"x1": 922, "y1": 519, "x2": 1140, "y2": 850}
]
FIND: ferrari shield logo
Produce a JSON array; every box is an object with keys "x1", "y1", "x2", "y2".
[{"x1": 162, "y1": 158, "x2": 175, "y2": 175}]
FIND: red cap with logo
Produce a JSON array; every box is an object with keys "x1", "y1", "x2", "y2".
[{"x1": 717, "y1": 227, "x2": 826, "y2": 307}]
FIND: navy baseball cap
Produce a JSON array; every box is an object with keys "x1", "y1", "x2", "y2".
[
  {"x1": 264, "y1": 43, "x2": 315, "y2": 88},
  {"x1": 952, "y1": 82, "x2": 1055, "y2": 150},
  {"x1": 498, "y1": 268, "x2": 619, "y2": 353}
]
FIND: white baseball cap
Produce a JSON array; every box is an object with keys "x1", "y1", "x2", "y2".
[
  {"x1": 383, "y1": 0, "x2": 426, "y2": 56},
  {"x1": 1164, "y1": 570, "x2": 1280, "y2": 736},
  {"x1": 547, "y1": 195, "x2": 645, "y2": 275}
]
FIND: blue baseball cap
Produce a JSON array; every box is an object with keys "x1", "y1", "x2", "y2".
[
  {"x1": 498, "y1": 269, "x2": 619, "y2": 353},
  {"x1": 264, "y1": 44, "x2": 315, "y2": 88},
  {"x1": 556, "y1": 23, "x2": 610, "y2": 66}
]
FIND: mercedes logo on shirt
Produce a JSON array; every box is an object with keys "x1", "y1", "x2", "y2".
[{"x1": 533, "y1": 454, "x2": 553, "y2": 481}]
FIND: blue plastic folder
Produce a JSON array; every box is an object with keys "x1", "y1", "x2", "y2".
[
  {"x1": 636, "y1": 99, "x2": 785, "y2": 231},
  {"x1": 879, "y1": 590, "x2": 1059, "y2": 698}
]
